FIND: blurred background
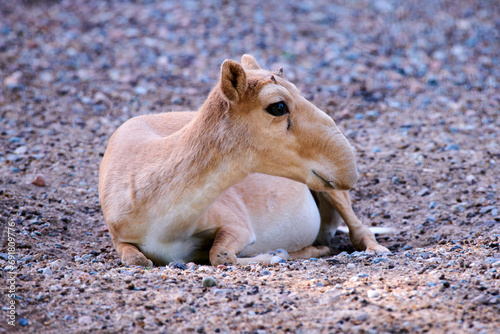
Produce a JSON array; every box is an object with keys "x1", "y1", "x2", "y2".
[{"x1": 2, "y1": 0, "x2": 498, "y2": 118}]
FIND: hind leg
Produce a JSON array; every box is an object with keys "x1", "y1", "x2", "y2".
[
  {"x1": 235, "y1": 246, "x2": 330, "y2": 264},
  {"x1": 117, "y1": 242, "x2": 153, "y2": 267},
  {"x1": 289, "y1": 246, "x2": 331, "y2": 259},
  {"x1": 234, "y1": 249, "x2": 289, "y2": 265},
  {"x1": 317, "y1": 190, "x2": 390, "y2": 255}
]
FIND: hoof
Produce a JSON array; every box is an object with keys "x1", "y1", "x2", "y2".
[
  {"x1": 365, "y1": 244, "x2": 391, "y2": 255},
  {"x1": 210, "y1": 247, "x2": 237, "y2": 266},
  {"x1": 122, "y1": 255, "x2": 153, "y2": 268}
]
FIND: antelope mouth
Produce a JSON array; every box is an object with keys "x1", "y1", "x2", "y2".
[{"x1": 312, "y1": 170, "x2": 335, "y2": 189}]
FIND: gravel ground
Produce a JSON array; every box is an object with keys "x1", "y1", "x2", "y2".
[{"x1": 1, "y1": 0, "x2": 499, "y2": 333}]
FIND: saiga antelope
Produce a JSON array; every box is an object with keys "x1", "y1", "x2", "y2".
[{"x1": 98, "y1": 55, "x2": 389, "y2": 267}]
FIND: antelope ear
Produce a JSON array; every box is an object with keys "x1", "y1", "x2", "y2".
[
  {"x1": 241, "y1": 54, "x2": 262, "y2": 71},
  {"x1": 220, "y1": 59, "x2": 248, "y2": 102}
]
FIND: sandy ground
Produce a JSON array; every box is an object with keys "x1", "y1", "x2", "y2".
[{"x1": 0, "y1": 0, "x2": 499, "y2": 333}]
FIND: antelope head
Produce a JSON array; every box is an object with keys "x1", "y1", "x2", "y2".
[{"x1": 215, "y1": 54, "x2": 359, "y2": 191}]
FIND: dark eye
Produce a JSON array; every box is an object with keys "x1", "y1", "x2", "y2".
[{"x1": 265, "y1": 101, "x2": 289, "y2": 117}]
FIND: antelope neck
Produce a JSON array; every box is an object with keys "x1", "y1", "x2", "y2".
[{"x1": 154, "y1": 101, "x2": 250, "y2": 224}]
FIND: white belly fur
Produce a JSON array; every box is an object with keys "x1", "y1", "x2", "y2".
[
  {"x1": 139, "y1": 174, "x2": 320, "y2": 264},
  {"x1": 238, "y1": 177, "x2": 320, "y2": 257}
]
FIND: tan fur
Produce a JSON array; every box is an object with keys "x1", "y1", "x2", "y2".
[{"x1": 99, "y1": 55, "x2": 387, "y2": 267}]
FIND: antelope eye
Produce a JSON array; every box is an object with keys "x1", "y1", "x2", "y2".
[{"x1": 265, "y1": 101, "x2": 289, "y2": 116}]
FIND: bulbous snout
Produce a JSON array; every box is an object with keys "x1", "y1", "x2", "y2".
[
  {"x1": 307, "y1": 119, "x2": 359, "y2": 191},
  {"x1": 330, "y1": 133, "x2": 359, "y2": 190},
  {"x1": 331, "y1": 160, "x2": 359, "y2": 190}
]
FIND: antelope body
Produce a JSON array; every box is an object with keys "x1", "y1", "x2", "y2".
[{"x1": 98, "y1": 55, "x2": 389, "y2": 267}]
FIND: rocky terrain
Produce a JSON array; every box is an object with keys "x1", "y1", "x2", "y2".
[{"x1": 0, "y1": 0, "x2": 499, "y2": 333}]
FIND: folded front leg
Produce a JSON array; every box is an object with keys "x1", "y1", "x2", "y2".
[
  {"x1": 322, "y1": 190, "x2": 390, "y2": 255},
  {"x1": 209, "y1": 224, "x2": 255, "y2": 266},
  {"x1": 117, "y1": 242, "x2": 154, "y2": 267}
]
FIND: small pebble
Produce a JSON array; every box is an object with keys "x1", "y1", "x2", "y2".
[
  {"x1": 32, "y1": 153, "x2": 45, "y2": 160},
  {"x1": 484, "y1": 257, "x2": 500, "y2": 265},
  {"x1": 451, "y1": 204, "x2": 465, "y2": 213},
  {"x1": 14, "y1": 146, "x2": 27, "y2": 154},
  {"x1": 93, "y1": 92, "x2": 107, "y2": 102},
  {"x1": 366, "y1": 110, "x2": 380, "y2": 120},
  {"x1": 50, "y1": 284, "x2": 62, "y2": 291},
  {"x1": 446, "y1": 260, "x2": 456, "y2": 267},
  {"x1": 367, "y1": 290, "x2": 380, "y2": 298},
  {"x1": 373, "y1": 258, "x2": 387, "y2": 264},
  {"x1": 78, "y1": 316, "x2": 92, "y2": 326},
  {"x1": 445, "y1": 143, "x2": 460, "y2": 151},
  {"x1": 466, "y1": 174, "x2": 477, "y2": 185},
  {"x1": 170, "y1": 96, "x2": 185, "y2": 105},
  {"x1": 4, "y1": 71, "x2": 22, "y2": 88},
  {"x1": 355, "y1": 312, "x2": 370, "y2": 322},
  {"x1": 471, "y1": 294, "x2": 489, "y2": 304},
  {"x1": 270, "y1": 256, "x2": 286, "y2": 265},
  {"x1": 42, "y1": 267, "x2": 52, "y2": 276},
  {"x1": 19, "y1": 318, "x2": 28, "y2": 326},
  {"x1": 213, "y1": 288, "x2": 232, "y2": 294},
  {"x1": 479, "y1": 206, "x2": 495, "y2": 214},
  {"x1": 133, "y1": 311, "x2": 145, "y2": 320},
  {"x1": 418, "y1": 188, "x2": 430, "y2": 196},
  {"x1": 169, "y1": 262, "x2": 187, "y2": 270},
  {"x1": 202, "y1": 276, "x2": 217, "y2": 288},
  {"x1": 31, "y1": 175, "x2": 47, "y2": 187},
  {"x1": 134, "y1": 86, "x2": 148, "y2": 95}
]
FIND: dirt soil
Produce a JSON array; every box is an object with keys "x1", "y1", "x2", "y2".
[{"x1": 1, "y1": 0, "x2": 499, "y2": 333}]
